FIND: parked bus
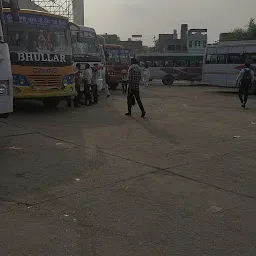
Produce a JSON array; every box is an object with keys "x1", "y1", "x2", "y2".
[
  {"x1": 137, "y1": 53, "x2": 204, "y2": 85},
  {"x1": 202, "y1": 40, "x2": 256, "y2": 93},
  {"x1": 3, "y1": 9, "x2": 75, "y2": 108},
  {"x1": 103, "y1": 44, "x2": 131, "y2": 89},
  {"x1": 0, "y1": 0, "x2": 19, "y2": 118},
  {"x1": 70, "y1": 24, "x2": 102, "y2": 68},
  {"x1": 70, "y1": 24, "x2": 103, "y2": 91}
]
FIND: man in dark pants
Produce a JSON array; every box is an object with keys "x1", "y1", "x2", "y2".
[
  {"x1": 91, "y1": 64, "x2": 99, "y2": 104},
  {"x1": 236, "y1": 63, "x2": 254, "y2": 108},
  {"x1": 73, "y1": 63, "x2": 82, "y2": 108},
  {"x1": 125, "y1": 58, "x2": 146, "y2": 117},
  {"x1": 83, "y1": 63, "x2": 93, "y2": 106}
]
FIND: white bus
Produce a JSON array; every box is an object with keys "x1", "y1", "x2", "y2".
[
  {"x1": 70, "y1": 24, "x2": 105, "y2": 91},
  {"x1": 0, "y1": 0, "x2": 19, "y2": 118},
  {"x1": 137, "y1": 53, "x2": 204, "y2": 85},
  {"x1": 202, "y1": 40, "x2": 256, "y2": 93}
]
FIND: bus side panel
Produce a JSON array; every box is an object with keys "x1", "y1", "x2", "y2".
[{"x1": 0, "y1": 44, "x2": 13, "y2": 115}]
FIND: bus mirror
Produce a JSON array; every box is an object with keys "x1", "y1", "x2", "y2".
[{"x1": 9, "y1": 0, "x2": 20, "y2": 22}]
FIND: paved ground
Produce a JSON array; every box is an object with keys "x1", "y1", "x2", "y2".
[{"x1": 1, "y1": 84, "x2": 256, "y2": 256}]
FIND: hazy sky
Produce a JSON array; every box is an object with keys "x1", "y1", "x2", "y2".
[{"x1": 85, "y1": 0, "x2": 256, "y2": 46}]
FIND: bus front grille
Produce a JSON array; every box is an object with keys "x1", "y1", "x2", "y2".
[{"x1": 28, "y1": 76, "x2": 62, "y2": 88}]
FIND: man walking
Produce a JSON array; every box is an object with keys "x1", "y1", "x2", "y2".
[
  {"x1": 236, "y1": 63, "x2": 254, "y2": 108},
  {"x1": 125, "y1": 58, "x2": 146, "y2": 117}
]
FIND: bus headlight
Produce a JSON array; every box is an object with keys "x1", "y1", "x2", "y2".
[
  {"x1": 13, "y1": 75, "x2": 30, "y2": 86},
  {"x1": 107, "y1": 71, "x2": 115, "y2": 75},
  {"x1": 0, "y1": 82, "x2": 9, "y2": 96},
  {"x1": 63, "y1": 74, "x2": 75, "y2": 86}
]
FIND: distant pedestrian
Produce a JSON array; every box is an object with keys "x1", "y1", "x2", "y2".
[
  {"x1": 143, "y1": 62, "x2": 150, "y2": 88},
  {"x1": 83, "y1": 63, "x2": 93, "y2": 106},
  {"x1": 125, "y1": 58, "x2": 146, "y2": 117},
  {"x1": 91, "y1": 64, "x2": 99, "y2": 104},
  {"x1": 236, "y1": 62, "x2": 254, "y2": 108},
  {"x1": 73, "y1": 63, "x2": 82, "y2": 108},
  {"x1": 121, "y1": 66, "x2": 128, "y2": 94},
  {"x1": 101, "y1": 66, "x2": 110, "y2": 97}
]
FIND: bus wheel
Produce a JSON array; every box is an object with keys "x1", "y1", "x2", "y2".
[
  {"x1": 109, "y1": 83, "x2": 118, "y2": 90},
  {"x1": 162, "y1": 74, "x2": 174, "y2": 86},
  {"x1": 43, "y1": 98, "x2": 60, "y2": 108}
]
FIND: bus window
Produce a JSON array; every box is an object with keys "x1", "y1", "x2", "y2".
[
  {"x1": 243, "y1": 53, "x2": 256, "y2": 64},
  {"x1": 205, "y1": 54, "x2": 217, "y2": 64},
  {"x1": 217, "y1": 54, "x2": 226, "y2": 64},
  {"x1": 227, "y1": 54, "x2": 244, "y2": 64}
]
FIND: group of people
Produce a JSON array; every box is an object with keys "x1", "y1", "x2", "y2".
[
  {"x1": 69, "y1": 63, "x2": 110, "y2": 108},
  {"x1": 68, "y1": 58, "x2": 148, "y2": 118}
]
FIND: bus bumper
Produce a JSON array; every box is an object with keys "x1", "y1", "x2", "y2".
[{"x1": 13, "y1": 85, "x2": 76, "y2": 99}]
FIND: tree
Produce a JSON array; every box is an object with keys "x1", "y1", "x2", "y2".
[{"x1": 226, "y1": 18, "x2": 256, "y2": 41}]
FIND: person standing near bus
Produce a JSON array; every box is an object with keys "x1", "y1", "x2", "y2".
[
  {"x1": 102, "y1": 66, "x2": 110, "y2": 97},
  {"x1": 143, "y1": 62, "x2": 150, "y2": 89},
  {"x1": 91, "y1": 64, "x2": 99, "y2": 104},
  {"x1": 236, "y1": 63, "x2": 254, "y2": 108},
  {"x1": 125, "y1": 58, "x2": 146, "y2": 117},
  {"x1": 83, "y1": 63, "x2": 93, "y2": 106},
  {"x1": 74, "y1": 63, "x2": 82, "y2": 108},
  {"x1": 121, "y1": 66, "x2": 128, "y2": 94}
]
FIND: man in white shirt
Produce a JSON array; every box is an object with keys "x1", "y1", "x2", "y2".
[
  {"x1": 83, "y1": 63, "x2": 93, "y2": 105},
  {"x1": 236, "y1": 63, "x2": 255, "y2": 108}
]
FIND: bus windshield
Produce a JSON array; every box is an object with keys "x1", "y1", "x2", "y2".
[
  {"x1": 4, "y1": 12, "x2": 72, "y2": 65},
  {"x1": 72, "y1": 31, "x2": 99, "y2": 55},
  {"x1": 105, "y1": 48, "x2": 120, "y2": 65}
]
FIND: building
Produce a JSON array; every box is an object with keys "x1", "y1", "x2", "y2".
[
  {"x1": 101, "y1": 34, "x2": 120, "y2": 45},
  {"x1": 100, "y1": 33, "x2": 144, "y2": 54},
  {"x1": 119, "y1": 39, "x2": 143, "y2": 54},
  {"x1": 219, "y1": 32, "x2": 232, "y2": 42},
  {"x1": 187, "y1": 29, "x2": 207, "y2": 54},
  {"x1": 155, "y1": 25, "x2": 188, "y2": 53}
]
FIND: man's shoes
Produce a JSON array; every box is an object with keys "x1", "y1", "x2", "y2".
[
  {"x1": 125, "y1": 112, "x2": 131, "y2": 116},
  {"x1": 141, "y1": 111, "x2": 146, "y2": 118},
  {"x1": 107, "y1": 94, "x2": 110, "y2": 97},
  {"x1": 242, "y1": 102, "x2": 246, "y2": 108}
]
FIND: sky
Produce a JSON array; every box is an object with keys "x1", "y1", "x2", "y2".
[{"x1": 84, "y1": 0, "x2": 256, "y2": 46}]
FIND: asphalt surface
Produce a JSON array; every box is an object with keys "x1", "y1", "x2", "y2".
[{"x1": 1, "y1": 84, "x2": 256, "y2": 255}]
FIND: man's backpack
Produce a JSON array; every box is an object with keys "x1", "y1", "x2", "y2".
[{"x1": 242, "y1": 68, "x2": 252, "y2": 83}]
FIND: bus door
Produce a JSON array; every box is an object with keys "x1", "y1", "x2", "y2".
[
  {"x1": 226, "y1": 46, "x2": 244, "y2": 87},
  {"x1": 203, "y1": 46, "x2": 218, "y2": 86}
]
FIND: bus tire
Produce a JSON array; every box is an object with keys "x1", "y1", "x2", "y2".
[
  {"x1": 43, "y1": 98, "x2": 60, "y2": 108},
  {"x1": 162, "y1": 74, "x2": 174, "y2": 86},
  {"x1": 109, "y1": 83, "x2": 118, "y2": 90}
]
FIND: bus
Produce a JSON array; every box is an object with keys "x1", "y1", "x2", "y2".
[
  {"x1": 70, "y1": 24, "x2": 103, "y2": 68},
  {"x1": 70, "y1": 24, "x2": 103, "y2": 91},
  {"x1": 3, "y1": 9, "x2": 75, "y2": 108},
  {"x1": 202, "y1": 40, "x2": 256, "y2": 93},
  {"x1": 0, "y1": 0, "x2": 19, "y2": 118},
  {"x1": 103, "y1": 44, "x2": 131, "y2": 89},
  {"x1": 137, "y1": 53, "x2": 204, "y2": 85}
]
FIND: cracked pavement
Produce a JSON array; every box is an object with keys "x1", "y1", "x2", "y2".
[{"x1": 1, "y1": 85, "x2": 256, "y2": 255}]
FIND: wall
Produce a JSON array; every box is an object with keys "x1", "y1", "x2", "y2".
[{"x1": 187, "y1": 29, "x2": 207, "y2": 54}]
